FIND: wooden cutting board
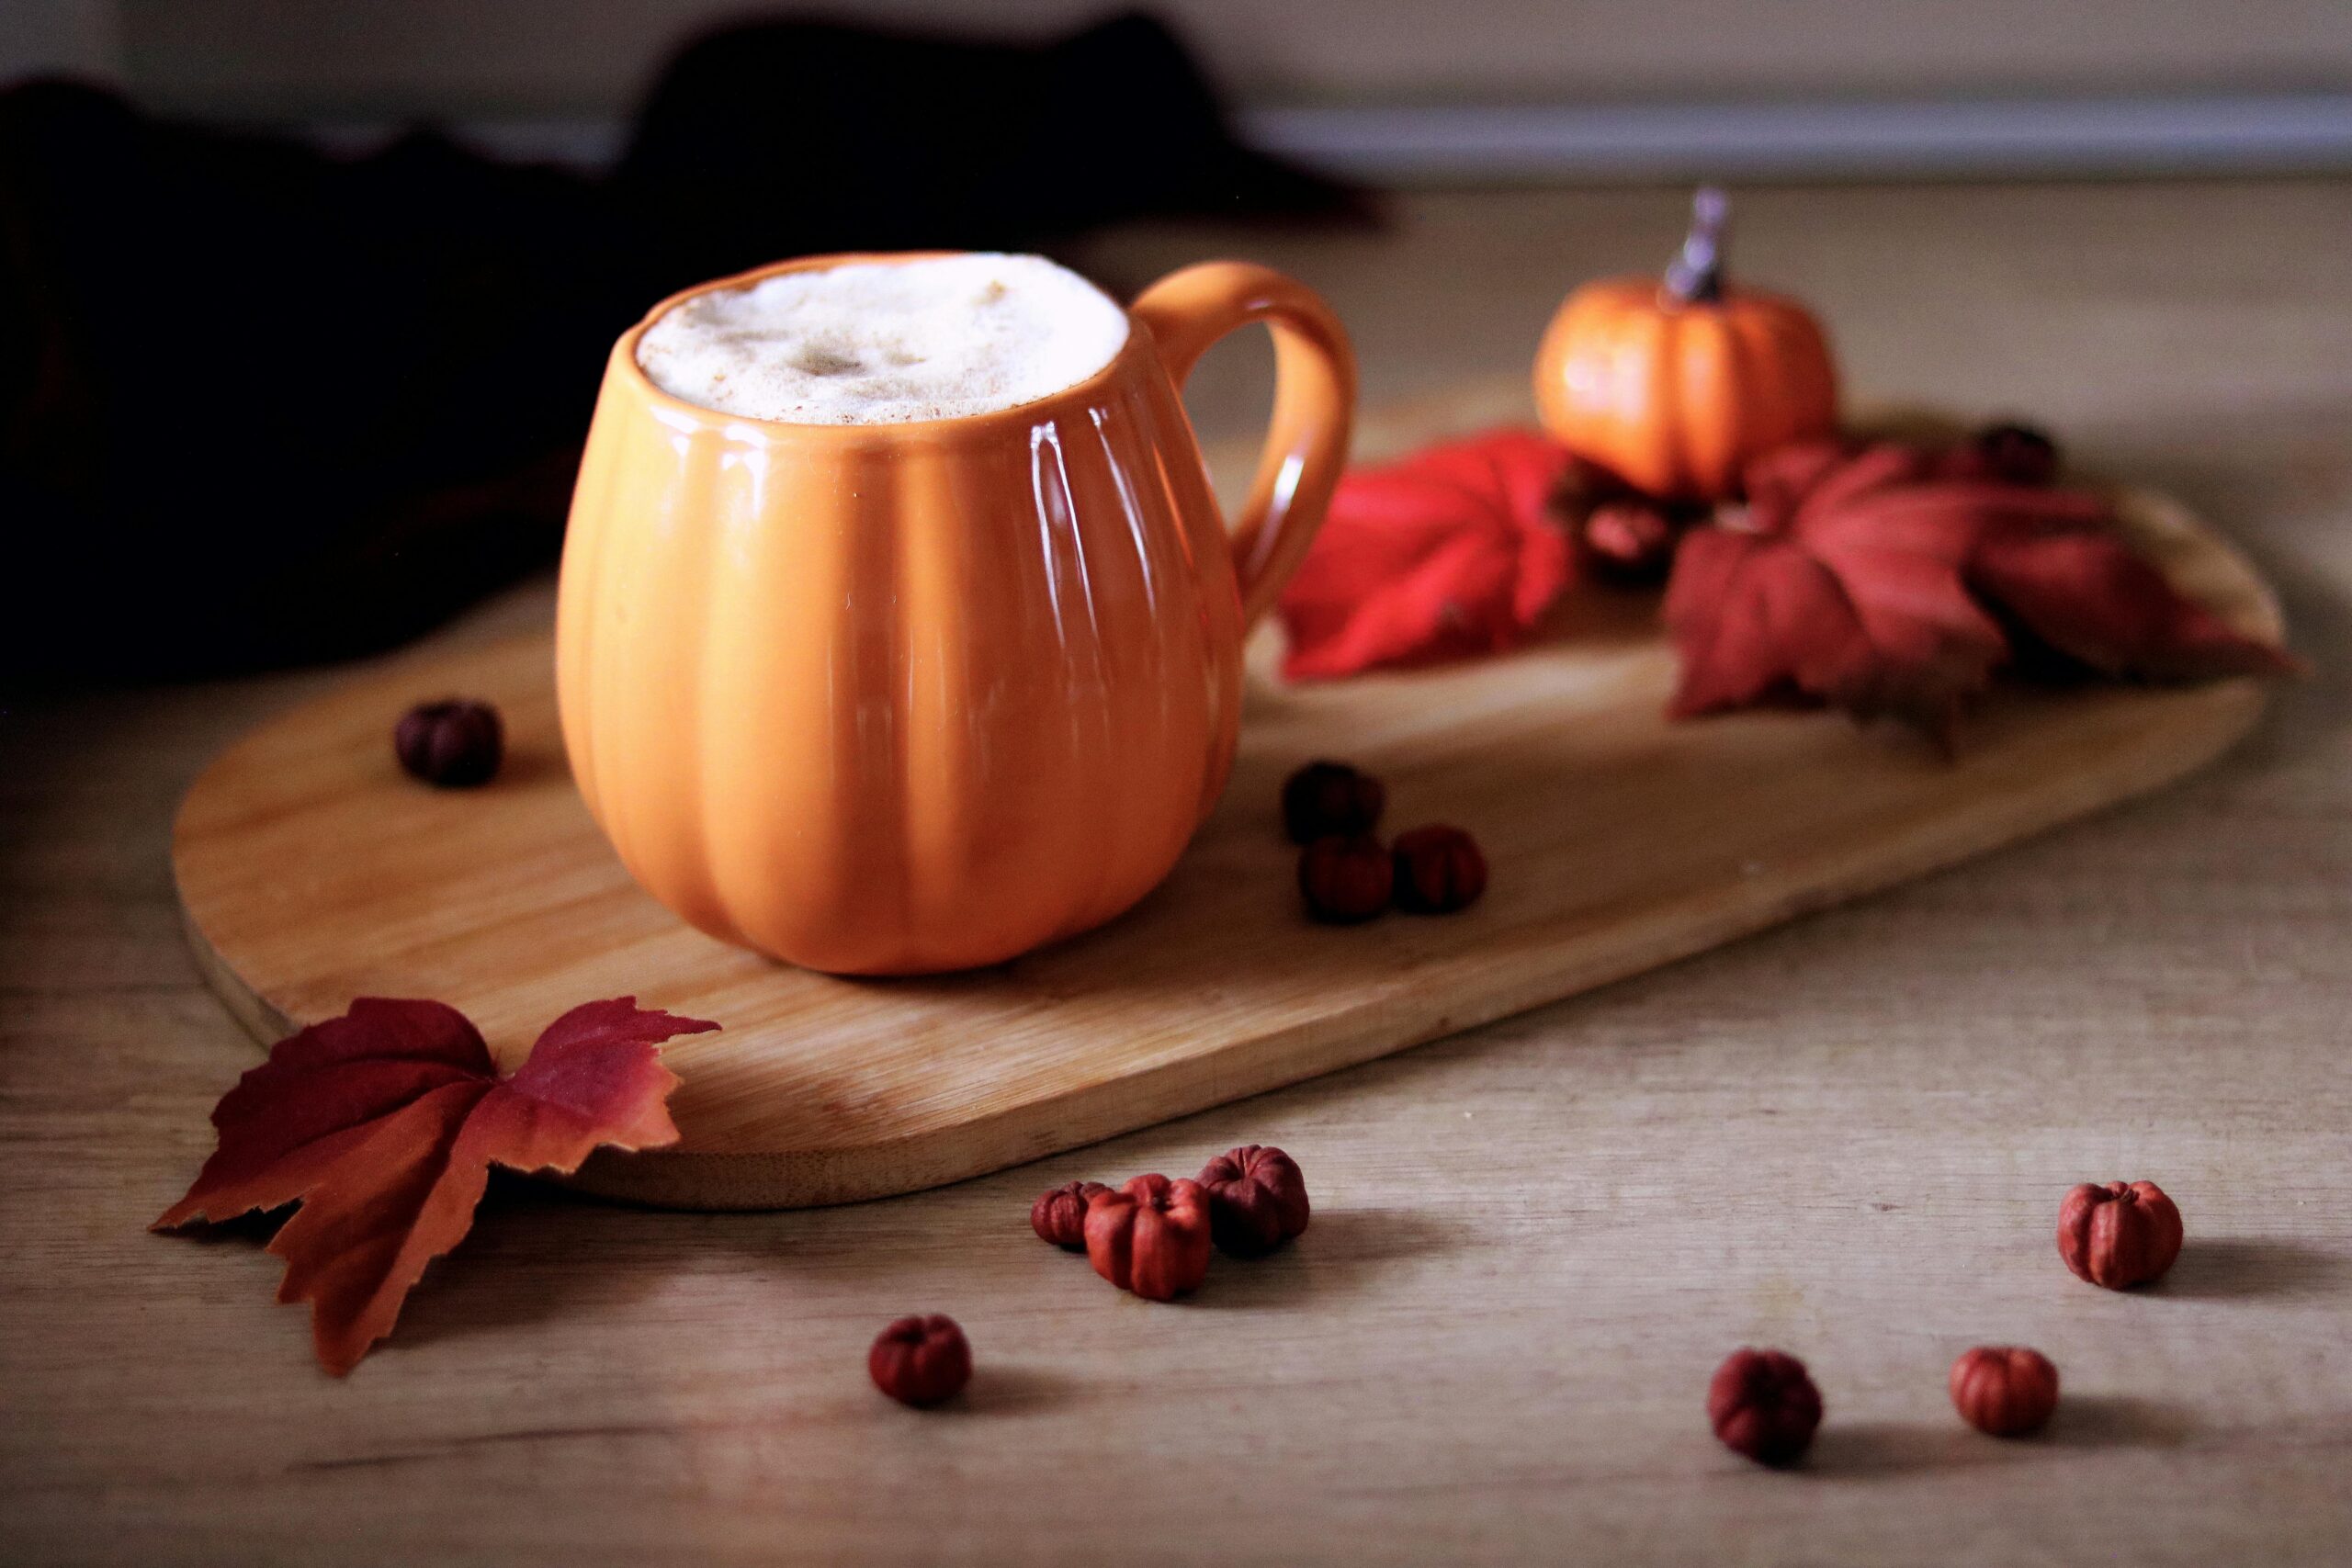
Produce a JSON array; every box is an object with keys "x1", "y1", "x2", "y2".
[{"x1": 172, "y1": 391, "x2": 2284, "y2": 1209}]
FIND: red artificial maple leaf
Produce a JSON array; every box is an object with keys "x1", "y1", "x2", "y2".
[
  {"x1": 1278, "y1": 427, "x2": 1577, "y2": 680},
  {"x1": 1666, "y1": 438, "x2": 2294, "y2": 734},
  {"x1": 154, "y1": 997, "x2": 717, "y2": 1373}
]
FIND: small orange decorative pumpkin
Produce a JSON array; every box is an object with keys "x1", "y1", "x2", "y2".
[{"x1": 1534, "y1": 187, "x2": 1838, "y2": 501}]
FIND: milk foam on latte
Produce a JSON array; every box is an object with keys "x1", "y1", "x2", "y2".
[{"x1": 635, "y1": 253, "x2": 1129, "y2": 425}]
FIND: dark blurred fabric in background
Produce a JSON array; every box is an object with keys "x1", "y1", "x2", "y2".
[{"x1": 0, "y1": 12, "x2": 1362, "y2": 685}]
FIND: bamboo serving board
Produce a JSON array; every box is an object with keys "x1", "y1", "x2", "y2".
[{"x1": 172, "y1": 390, "x2": 2284, "y2": 1209}]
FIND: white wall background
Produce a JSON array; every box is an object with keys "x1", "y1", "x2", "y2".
[
  {"x1": 8, "y1": 1, "x2": 2347, "y2": 179},
  {"x1": 93, "y1": 0, "x2": 2352, "y2": 118},
  {"x1": 3, "y1": 0, "x2": 119, "y2": 83}
]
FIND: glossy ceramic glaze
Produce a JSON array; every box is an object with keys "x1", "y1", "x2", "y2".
[
  {"x1": 556, "y1": 254, "x2": 1354, "y2": 974},
  {"x1": 1532, "y1": 278, "x2": 1838, "y2": 501}
]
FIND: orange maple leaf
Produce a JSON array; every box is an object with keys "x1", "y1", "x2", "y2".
[{"x1": 154, "y1": 998, "x2": 716, "y2": 1374}]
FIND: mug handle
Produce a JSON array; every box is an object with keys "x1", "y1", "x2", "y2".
[{"x1": 1131, "y1": 263, "x2": 1357, "y2": 631}]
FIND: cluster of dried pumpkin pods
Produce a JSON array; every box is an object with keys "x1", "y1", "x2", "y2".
[
  {"x1": 1283, "y1": 760, "x2": 1487, "y2": 923},
  {"x1": 1711, "y1": 1179, "x2": 2183, "y2": 1465},
  {"x1": 868, "y1": 1147, "x2": 1314, "y2": 1407},
  {"x1": 1031, "y1": 1144, "x2": 1312, "y2": 1300}
]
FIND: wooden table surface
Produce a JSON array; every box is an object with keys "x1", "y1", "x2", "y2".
[{"x1": 6, "y1": 180, "x2": 2350, "y2": 1566}]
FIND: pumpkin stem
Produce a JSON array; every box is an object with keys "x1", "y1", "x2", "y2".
[{"x1": 1663, "y1": 186, "x2": 1729, "y2": 306}]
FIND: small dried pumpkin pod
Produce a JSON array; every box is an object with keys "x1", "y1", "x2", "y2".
[
  {"x1": 1580, "y1": 499, "x2": 1681, "y2": 583},
  {"x1": 868, "y1": 1314, "x2": 972, "y2": 1406},
  {"x1": 1197, "y1": 1145, "x2": 1311, "y2": 1257},
  {"x1": 1282, "y1": 760, "x2": 1385, "y2": 843},
  {"x1": 1974, "y1": 423, "x2": 2060, "y2": 485},
  {"x1": 2056, "y1": 1180, "x2": 2183, "y2": 1289},
  {"x1": 1083, "y1": 1175, "x2": 1213, "y2": 1301},
  {"x1": 1390, "y1": 825, "x2": 1487, "y2": 915},
  {"x1": 394, "y1": 698, "x2": 503, "y2": 787},
  {"x1": 1949, "y1": 1346, "x2": 2059, "y2": 1437},
  {"x1": 1298, "y1": 835, "x2": 1392, "y2": 923},
  {"x1": 1706, "y1": 1348, "x2": 1823, "y2": 1467},
  {"x1": 1030, "y1": 1179, "x2": 1110, "y2": 1249}
]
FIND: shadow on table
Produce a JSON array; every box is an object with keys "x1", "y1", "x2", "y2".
[
  {"x1": 1176, "y1": 1206, "x2": 1460, "y2": 1314},
  {"x1": 1808, "y1": 1394, "x2": 2198, "y2": 1477},
  {"x1": 383, "y1": 1175, "x2": 1457, "y2": 1359},
  {"x1": 951, "y1": 1362, "x2": 1082, "y2": 1416},
  {"x1": 2153, "y1": 1236, "x2": 2350, "y2": 1302},
  {"x1": 2115, "y1": 404, "x2": 2352, "y2": 776},
  {"x1": 379, "y1": 1179, "x2": 722, "y2": 1356}
]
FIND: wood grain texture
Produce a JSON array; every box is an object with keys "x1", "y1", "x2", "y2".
[
  {"x1": 171, "y1": 434, "x2": 2279, "y2": 1208},
  {"x1": 6, "y1": 181, "x2": 2351, "y2": 1568}
]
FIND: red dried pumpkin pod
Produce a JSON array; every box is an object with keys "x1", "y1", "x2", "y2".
[
  {"x1": 1535, "y1": 186, "x2": 1839, "y2": 502},
  {"x1": 1298, "y1": 834, "x2": 1393, "y2": 924},
  {"x1": 1976, "y1": 423, "x2": 2060, "y2": 485},
  {"x1": 1197, "y1": 1145, "x2": 1311, "y2": 1257},
  {"x1": 1282, "y1": 760, "x2": 1385, "y2": 843},
  {"x1": 2056, "y1": 1180, "x2": 2183, "y2": 1289},
  {"x1": 868, "y1": 1314, "x2": 972, "y2": 1406},
  {"x1": 394, "y1": 698, "x2": 503, "y2": 788},
  {"x1": 1580, "y1": 499, "x2": 1681, "y2": 583},
  {"x1": 1030, "y1": 1179, "x2": 1110, "y2": 1249},
  {"x1": 1083, "y1": 1174, "x2": 1213, "y2": 1301},
  {"x1": 1706, "y1": 1348, "x2": 1823, "y2": 1466},
  {"x1": 1390, "y1": 825, "x2": 1487, "y2": 914},
  {"x1": 1949, "y1": 1346, "x2": 2059, "y2": 1438}
]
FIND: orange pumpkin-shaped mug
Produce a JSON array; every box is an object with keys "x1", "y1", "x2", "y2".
[{"x1": 556, "y1": 254, "x2": 1356, "y2": 974}]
